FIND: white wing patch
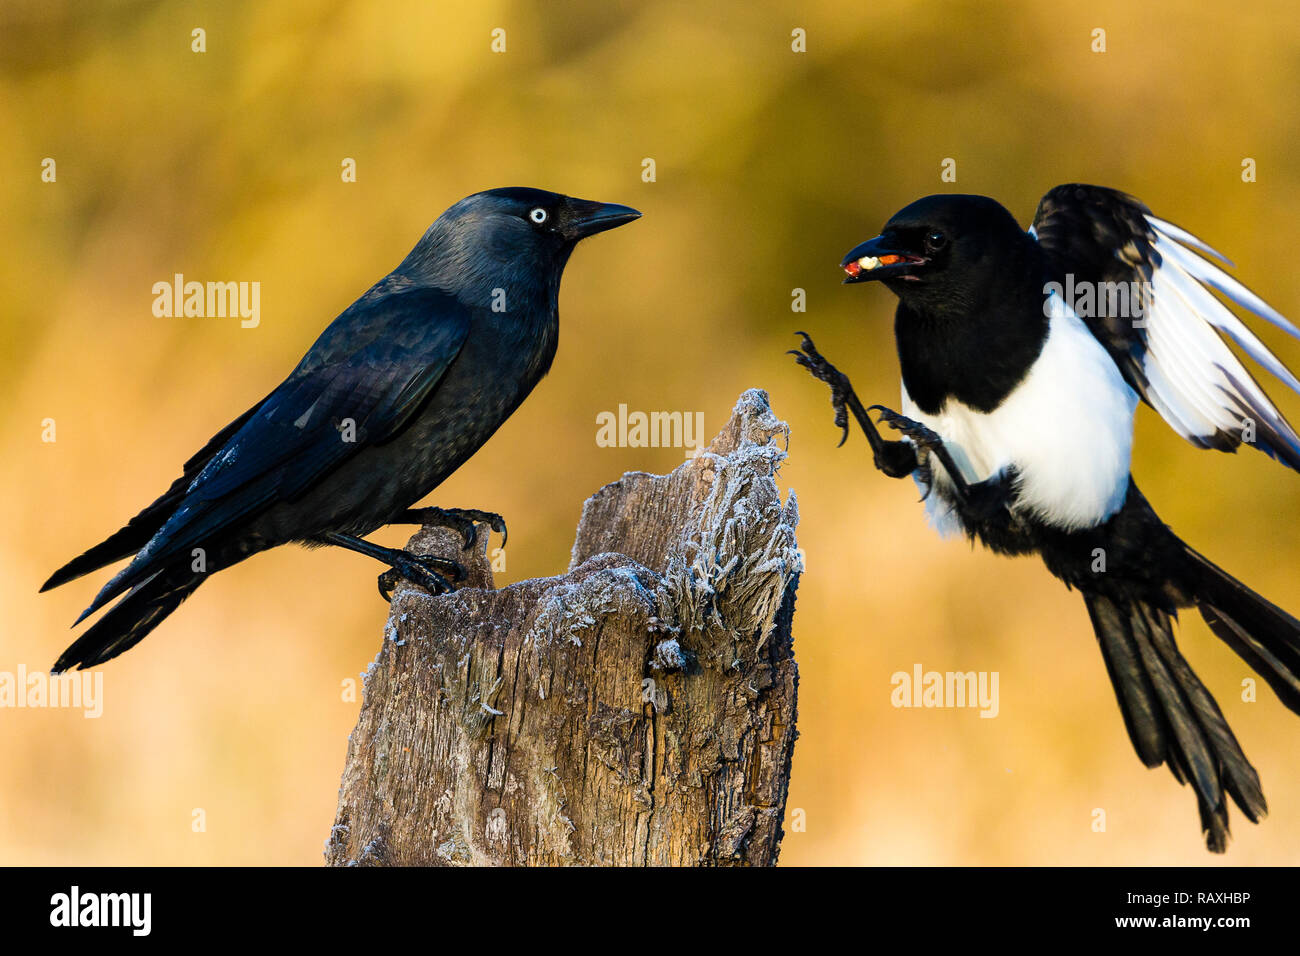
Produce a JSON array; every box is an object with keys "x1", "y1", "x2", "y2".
[
  {"x1": 903, "y1": 293, "x2": 1138, "y2": 535},
  {"x1": 1139, "y1": 216, "x2": 1300, "y2": 456}
]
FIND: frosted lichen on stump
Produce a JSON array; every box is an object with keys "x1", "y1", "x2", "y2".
[{"x1": 326, "y1": 389, "x2": 800, "y2": 866}]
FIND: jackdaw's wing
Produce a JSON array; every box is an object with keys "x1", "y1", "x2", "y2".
[
  {"x1": 1031, "y1": 183, "x2": 1300, "y2": 470},
  {"x1": 76, "y1": 286, "x2": 471, "y2": 622}
]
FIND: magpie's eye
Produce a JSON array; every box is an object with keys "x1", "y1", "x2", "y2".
[
  {"x1": 528, "y1": 207, "x2": 549, "y2": 225},
  {"x1": 924, "y1": 230, "x2": 947, "y2": 253}
]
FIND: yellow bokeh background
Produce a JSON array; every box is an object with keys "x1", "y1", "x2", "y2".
[{"x1": 3, "y1": 0, "x2": 1299, "y2": 865}]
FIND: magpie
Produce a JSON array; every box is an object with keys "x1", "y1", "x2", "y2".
[
  {"x1": 42, "y1": 187, "x2": 640, "y2": 671},
  {"x1": 793, "y1": 184, "x2": 1300, "y2": 852}
]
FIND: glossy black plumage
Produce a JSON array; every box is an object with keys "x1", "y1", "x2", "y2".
[{"x1": 44, "y1": 187, "x2": 639, "y2": 670}]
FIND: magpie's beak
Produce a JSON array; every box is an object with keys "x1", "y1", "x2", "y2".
[
  {"x1": 841, "y1": 235, "x2": 928, "y2": 284},
  {"x1": 567, "y1": 201, "x2": 642, "y2": 239}
]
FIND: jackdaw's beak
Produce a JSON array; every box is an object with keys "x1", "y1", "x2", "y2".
[
  {"x1": 841, "y1": 235, "x2": 928, "y2": 284},
  {"x1": 567, "y1": 201, "x2": 642, "y2": 239}
]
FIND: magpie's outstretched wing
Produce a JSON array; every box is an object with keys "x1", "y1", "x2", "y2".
[
  {"x1": 1031, "y1": 183, "x2": 1300, "y2": 470},
  {"x1": 74, "y1": 285, "x2": 471, "y2": 623}
]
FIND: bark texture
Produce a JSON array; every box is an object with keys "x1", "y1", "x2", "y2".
[{"x1": 326, "y1": 389, "x2": 800, "y2": 866}]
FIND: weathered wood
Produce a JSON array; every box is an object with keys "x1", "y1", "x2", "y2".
[{"x1": 326, "y1": 389, "x2": 800, "y2": 866}]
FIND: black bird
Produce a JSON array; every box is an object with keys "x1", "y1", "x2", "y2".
[
  {"x1": 793, "y1": 184, "x2": 1300, "y2": 851},
  {"x1": 43, "y1": 187, "x2": 639, "y2": 671}
]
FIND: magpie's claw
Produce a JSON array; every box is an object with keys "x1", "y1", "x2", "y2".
[
  {"x1": 869, "y1": 405, "x2": 943, "y2": 450},
  {"x1": 791, "y1": 332, "x2": 853, "y2": 446}
]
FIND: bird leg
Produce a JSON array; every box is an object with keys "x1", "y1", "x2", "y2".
[
  {"x1": 789, "y1": 332, "x2": 917, "y2": 478},
  {"x1": 391, "y1": 507, "x2": 508, "y2": 550},
  {"x1": 315, "y1": 531, "x2": 466, "y2": 601},
  {"x1": 869, "y1": 405, "x2": 1015, "y2": 522}
]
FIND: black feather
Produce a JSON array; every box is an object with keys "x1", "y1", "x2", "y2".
[
  {"x1": 40, "y1": 401, "x2": 263, "y2": 591},
  {"x1": 52, "y1": 567, "x2": 204, "y2": 672},
  {"x1": 44, "y1": 187, "x2": 638, "y2": 670}
]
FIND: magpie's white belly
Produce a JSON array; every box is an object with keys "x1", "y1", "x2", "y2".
[{"x1": 902, "y1": 293, "x2": 1139, "y2": 535}]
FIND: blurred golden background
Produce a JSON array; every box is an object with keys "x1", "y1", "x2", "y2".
[{"x1": 3, "y1": 0, "x2": 1300, "y2": 865}]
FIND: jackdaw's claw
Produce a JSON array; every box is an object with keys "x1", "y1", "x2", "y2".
[
  {"x1": 377, "y1": 551, "x2": 461, "y2": 602},
  {"x1": 869, "y1": 405, "x2": 943, "y2": 451},
  {"x1": 790, "y1": 332, "x2": 852, "y2": 446},
  {"x1": 409, "y1": 507, "x2": 508, "y2": 550},
  {"x1": 448, "y1": 509, "x2": 508, "y2": 550}
]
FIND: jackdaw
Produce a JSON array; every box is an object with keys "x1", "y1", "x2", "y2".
[{"x1": 43, "y1": 186, "x2": 640, "y2": 670}]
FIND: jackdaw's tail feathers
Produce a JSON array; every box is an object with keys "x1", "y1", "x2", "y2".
[
  {"x1": 52, "y1": 566, "x2": 204, "y2": 672},
  {"x1": 1083, "y1": 590, "x2": 1266, "y2": 853},
  {"x1": 42, "y1": 513, "x2": 172, "y2": 594},
  {"x1": 40, "y1": 402, "x2": 264, "y2": 593}
]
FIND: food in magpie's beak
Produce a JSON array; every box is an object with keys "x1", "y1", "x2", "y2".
[{"x1": 844, "y1": 254, "x2": 906, "y2": 277}]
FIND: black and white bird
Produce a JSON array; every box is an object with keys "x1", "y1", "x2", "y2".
[{"x1": 793, "y1": 183, "x2": 1300, "y2": 852}]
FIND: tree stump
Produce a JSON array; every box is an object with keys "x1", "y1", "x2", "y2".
[{"x1": 325, "y1": 389, "x2": 801, "y2": 866}]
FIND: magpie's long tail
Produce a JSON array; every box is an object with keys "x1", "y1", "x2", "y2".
[
  {"x1": 52, "y1": 565, "x2": 204, "y2": 673},
  {"x1": 1084, "y1": 591, "x2": 1264, "y2": 851},
  {"x1": 1185, "y1": 546, "x2": 1300, "y2": 716},
  {"x1": 1082, "y1": 546, "x2": 1300, "y2": 852}
]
